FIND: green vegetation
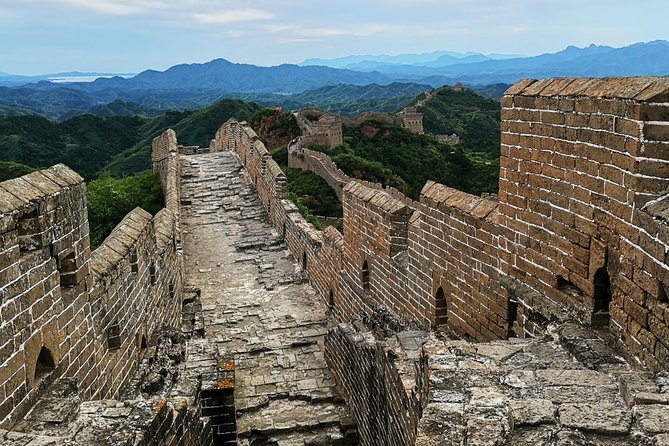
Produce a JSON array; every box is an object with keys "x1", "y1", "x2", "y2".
[
  {"x1": 0, "y1": 161, "x2": 36, "y2": 182},
  {"x1": 270, "y1": 146, "x2": 342, "y2": 224},
  {"x1": 320, "y1": 119, "x2": 497, "y2": 199},
  {"x1": 88, "y1": 100, "x2": 164, "y2": 117},
  {"x1": 105, "y1": 99, "x2": 259, "y2": 175},
  {"x1": 285, "y1": 168, "x2": 342, "y2": 218},
  {"x1": 0, "y1": 98, "x2": 258, "y2": 248},
  {"x1": 288, "y1": 192, "x2": 323, "y2": 230},
  {"x1": 238, "y1": 82, "x2": 431, "y2": 117},
  {"x1": 86, "y1": 171, "x2": 163, "y2": 248},
  {"x1": 414, "y1": 87, "x2": 501, "y2": 154},
  {"x1": 0, "y1": 114, "x2": 144, "y2": 180},
  {"x1": 0, "y1": 99, "x2": 259, "y2": 179}
]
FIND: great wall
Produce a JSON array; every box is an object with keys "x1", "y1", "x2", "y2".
[{"x1": 1, "y1": 76, "x2": 669, "y2": 445}]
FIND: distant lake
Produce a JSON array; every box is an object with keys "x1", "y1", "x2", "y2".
[{"x1": 49, "y1": 74, "x2": 135, "y2": 83}]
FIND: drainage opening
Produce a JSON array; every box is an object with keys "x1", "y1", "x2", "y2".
[{"x1": 201, "y1": 388, "x2": 237, "y2": 445}]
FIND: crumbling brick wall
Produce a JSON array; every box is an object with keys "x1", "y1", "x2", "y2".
[{"x1": 325, "y1": 324, "x2": 427, "y2": 446}]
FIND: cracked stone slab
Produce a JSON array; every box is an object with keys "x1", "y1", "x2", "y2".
[
  {"x1": 558, "y1": 403, "x2": 631, "y2": 435},
  {"x1": 179, "y1": 152, "x2": 355, "y2": 443}
]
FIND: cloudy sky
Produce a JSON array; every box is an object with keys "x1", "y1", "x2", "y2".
[{"x1": 1, "y1": 0, "x2": 666, "y2": 75}]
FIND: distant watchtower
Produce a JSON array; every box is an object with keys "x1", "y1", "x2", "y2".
[{"x1": 395, "y1": 107, "x2": 424, "y2": 134}]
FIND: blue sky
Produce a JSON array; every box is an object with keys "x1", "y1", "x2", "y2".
[{"x1": 1, "y1": 0, "x2": 667, "y2": 75}]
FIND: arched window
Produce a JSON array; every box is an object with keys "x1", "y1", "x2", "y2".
[
  {"x1": 34, "y1": 346, "x2": 56, "y2": 382},
  {"x1": 435, "y1": 287, "x2": 447, "y2": 325},
  {"x1": 592, "y1": 266, "x2": 612, "y2": 327},
  {"x1": 362, "y1": 261, "x2": 370, "y2": 292},
  {"x1": 302, "y1": 252, "x2": 307, "y2": 271},
  {"x1": 329, "y1": 289, "x2": 335, "y2": 307}
]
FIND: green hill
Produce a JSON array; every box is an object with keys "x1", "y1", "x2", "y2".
[
  {"x1": 0, "y1": 98, "x2": 260, "y2": 179},
  {"x1": 413, "y1": 86, "x2": 501, "y2": 154},
  {"x1": 88, "y1": 100, "x2": 165, "y2": 117},
  {"x1": 322, "y1": 119, "x2": 499, "y2": 199},
  {"x1": 104, "y1": 99, "x2": 260, "y2": 176},
  {"x1": 0, "y1": 161, "x2": 36, "y2": 182}
]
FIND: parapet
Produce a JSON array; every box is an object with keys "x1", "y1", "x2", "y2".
[
  {"x1": 420, "y1": 181, "x2": 498, "y2": 220},
  {"x1": 151, "y1": 128, "x2": 178, "y2": 163}
]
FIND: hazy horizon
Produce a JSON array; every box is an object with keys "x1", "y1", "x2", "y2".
[{"x1": 1, "y1": 0, "x2": 668, "y2": 75}]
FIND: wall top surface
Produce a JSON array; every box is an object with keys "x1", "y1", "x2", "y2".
[{"x1": 506, "y1": 76, "x2": 669, "y2": 101}]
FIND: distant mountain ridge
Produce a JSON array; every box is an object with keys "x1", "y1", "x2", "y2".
[
  {"x1": 0, "y1": 41, "x2": 667, "y2": 120},
  {"x1": 335, "y1": 41, "x2": 669, "y2": 84}
]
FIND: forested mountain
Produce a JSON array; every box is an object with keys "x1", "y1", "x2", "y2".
[
  {"x1": 0, "y1": 99, "x2": 260, "y2": 179},
  {"x1": 415, "y1": 86, "x2": 501, "y2": 154}
]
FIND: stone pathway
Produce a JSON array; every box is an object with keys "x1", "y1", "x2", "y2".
[{"x1": 180, "y1": 151, "x2": 356, "y2": 445}]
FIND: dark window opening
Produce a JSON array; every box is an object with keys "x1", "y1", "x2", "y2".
[
  {"x1": 592, "y1": 266, "x2": 612, "y2": 328},
  {"x1": 435, "y1": 287, "x2": 448, "y2": 325},
  {"x1": 130, "y1": 250, "x2": 139, "y2": 274},
  {"x1": 282, "y1": 222, "x2": 287, "y2": 237},
  {"x1": 302, "y1": 252, "x2": 307, "y2": 271},
  {"x1": 149, "y1": 262, "x2": 157, "y2": 285},
  {"x1": 507, "y1": 298, "x2": 519, "y2": 337},
  {"x1": 107, "y1": 322, "x2": 122, "y2": 350},
  {"x1": 34, "y1": 346, "x2": 56, "y2": 382},
  {"x1": 659, "y1": 283, "x2": 668, "y2": 303},
  {"x1": 58, "y1": 252, "x2": 77, "y2": 288},
  {"x1": 362, "y1": 261, "x2": 370, "y2": 292},
  {"x1": 169, "y1": 282, "x2": 175, "y2": 299},
  {"x1": 329, "y1": 289, "x2": 335, "y2": 307}
]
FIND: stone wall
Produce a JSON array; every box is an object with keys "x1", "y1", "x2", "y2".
[
  {"x1": 288, "y1": 139, "x2": 350, "y2": 200},
  {"x1": 0, "y1": 131, "x2": 184, "y2": 427}
]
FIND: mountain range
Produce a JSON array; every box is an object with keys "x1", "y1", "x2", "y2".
[{"x1": 0, "y1": 41, "x2": 667, "y2": 120}]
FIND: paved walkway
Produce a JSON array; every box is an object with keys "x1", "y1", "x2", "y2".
[{"x1": 180, "y1": 151, "x2": 356, "y2": 445}]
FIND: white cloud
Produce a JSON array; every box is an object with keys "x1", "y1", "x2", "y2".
[
  {"x1": 192, "y1": 9, "x2": 274, "y2": 25},
  {"x1": 55, "y1": 0, "x2": 168, "y2": 15}
]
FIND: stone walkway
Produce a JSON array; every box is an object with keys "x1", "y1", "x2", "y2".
[{"x1": 180, "y1": 151, "x2": 356, "y2": 445}]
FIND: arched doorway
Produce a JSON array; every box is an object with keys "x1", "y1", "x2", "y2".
[{"x1": 34, "y1": 346, "x2": 56, "y2": 383}]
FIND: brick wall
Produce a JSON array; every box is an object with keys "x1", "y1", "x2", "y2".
[
  {"x1": 288, "y1": 140, "x2": 350, "y2": 200},
  {"x1": 210, "y1": 76, "x2": 669, "y2": 374},
  {"x1": 0, "y1": 130, "x2": 184, "y2": 427},
  {"x1": 499, "y1": 76, "x2": 669, "y2": 370},
  {"x1": 325, "y1": 324, "x2": 426, "y2": 446},
  {"x1": 406, "y1": 182, "x2": 509, "y2": 339}
]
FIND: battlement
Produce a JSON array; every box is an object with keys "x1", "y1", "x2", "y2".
[{"x1": 0, "y1": 138, "x2": 184, "y2": 427}]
